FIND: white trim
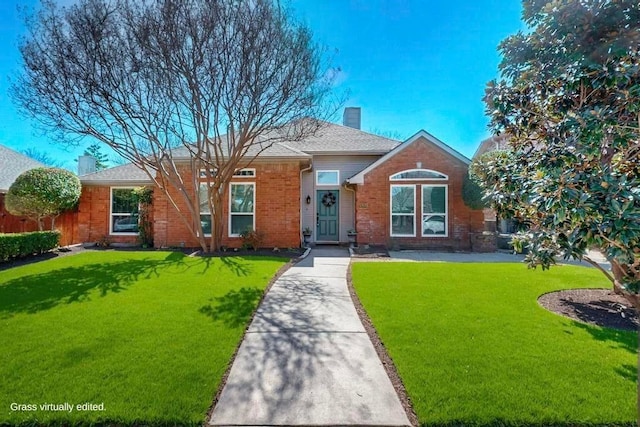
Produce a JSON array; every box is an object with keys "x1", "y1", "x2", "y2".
[
  {"x1": 109, "y1": 187, "x2": 140, "y2": 236},
  {"x1": 316, "y1": 170, "x2": 340, "y2": 186},
  {"x1": 347, "y1": 130, "x2": 471, "y2": 184},
  {"x1": 421, "y1": 184, "x2": 449, "y2": 238},
  {"x1": 233, "y1": 168, "x2": 256, "y2": 177},
  {"x1": 390, "y1": 168, "x2": 448, "y2": 181},
  {"x1": 390, "y1": 184, "x2": 416, "y2": 237},
  {"x1": 228, "y1": 182, "x2": 256, "y2": 237}
]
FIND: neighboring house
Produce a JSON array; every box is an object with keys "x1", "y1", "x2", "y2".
[
  {"x1": 0, "y1": 144, "x2": 45, "y2": 234},
  {"x1": 76, "y1": 108, "x2": 485, "y2": 250}
]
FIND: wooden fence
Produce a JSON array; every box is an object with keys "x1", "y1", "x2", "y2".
[{"x1": 0, "y1": 193, "x2": 79, "y2": 246}]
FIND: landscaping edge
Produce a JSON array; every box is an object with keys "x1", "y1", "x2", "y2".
[
  {"x1": 204, "y1": 256, "x2": 297, "y2": 424},
  {"x1": 346, "y1": 262, "x2": 420, "y2": 427}
]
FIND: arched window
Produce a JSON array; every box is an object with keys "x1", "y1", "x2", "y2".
[{"x1": 389, "y1": 169, "x2": 448, "y2": 181}]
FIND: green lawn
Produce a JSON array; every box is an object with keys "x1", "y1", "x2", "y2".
[
  {"x1": 0, "y1": 251, "x2": 286, "y2": 426},
  {"x1": 352, "y1": 262, "x2": 637, "y2": 427}
]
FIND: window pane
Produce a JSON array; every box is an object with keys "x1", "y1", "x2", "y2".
[
  {"x1": 392, "y1": 215, "x2": 414, "y2": 235},
  {"x1": 391, "y1": 186, "x2": 414, "y2": 214},
  {"x1": 233, "y1": 169, "x2": 255, "y2": 177},
  {"x1": 423, "y1": 214, "x2": 446, "y2": 235},
  {"x1": 199, "y1": 184, "x2": 211, "y2": 214},
  {"x1": 231, "y1": 184, "x2": 254, "y2": 213},
  {"x1": 390, "y1": 169, "x2": 447, "y2": 180},
  {"x1": 112, "y1": 189, "x2": 138, "y2": 214},
  {"x1": 200, "y1": 214, "x2": 212, "y2": 235},
  {"x1": 423, "y1": 186, "x2": 446, "y2": 213},
  {"x1": 231, "y1": 215, "x2": 253, "y2": 235},
  {"x1": 112, "y1": 214, "x2": 139, "y2": 233},
  {"x1": 317, "y1": 171, "x2": 339, "y2": 185}
]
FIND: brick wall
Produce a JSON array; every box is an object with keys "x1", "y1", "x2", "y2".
[
  {"x1": 77, "y1": 186, "x2": 139, "y2": 245},
  {"x1": 154, "y1": 162, "x2": 301, "y2": 249},
  {"x1": 354, "y1": 136, "x2": 484, "y2": 251}
]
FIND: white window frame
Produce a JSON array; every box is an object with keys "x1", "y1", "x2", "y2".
[
  {"x1": 233, "y1": 168, "x2": 256, "y2": 177},
  {"x1": 389, "y1": 168, "x2": 448, "y2": 181},
  {"x1": 109, "y1": 187, "x2": 139, "y2": 236},
  {"x1": 229, "y1": 182, "x2": 256, "y2": 237},
  {"x1": 421, "y1": 184, "x2": 448, "y2": 238},
  {"x1": 316, "y1": 170, "x2": 340, "y2": 186},
  {"x1": 199, "y1": 183, "x2": 213, "y2": 237},
  {"x1": 390, "y1": 184, "x2": 416, "y2": 237}
]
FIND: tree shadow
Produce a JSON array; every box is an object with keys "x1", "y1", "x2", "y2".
[
  {"x1": 218, "y1": 256, "x2": 252, "y2": 277},
  {"x1": 199, "y1": 287, "x2": 263, "y2": 328},
  {"x1": 569, "y1": 320, "x2": 637, "y2": 355},
  {"x1": 0, "y1": 252, "x2": 190, "y2": 318},
  {"x1": 559, "y1": 297, "x2": 638, "y2": 331}
]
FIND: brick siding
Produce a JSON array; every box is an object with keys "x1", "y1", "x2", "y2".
[{"x1": 354, "y1": 136, "x2": 484, "y2": 250}]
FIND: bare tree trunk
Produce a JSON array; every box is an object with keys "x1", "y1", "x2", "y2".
[
  {"x1": 610, "y1": 259, "x2": 640, "y2": 310},
  {"x1": 209, "y1": 185, "x2": 226, "y2": 252}
]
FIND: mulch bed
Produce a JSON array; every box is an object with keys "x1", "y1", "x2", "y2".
[
  {"x1": 0, "y1": 245, "x2": 86, "y2": 272},
  {"x1": 350, "y1": 245, "x2": 390, "y2": 258},
  {"x1": 538, "y1": 289, "x2": 639, "y2": 331},
  {"x1": 0, "y1": 245, "x2": 306, "y2": 272},
  {"x1": 192, "y1": 247, "x2": 306, "y2": 259}
]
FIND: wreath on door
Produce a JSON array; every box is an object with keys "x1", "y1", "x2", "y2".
[{"x1": 321, "y1": 191, "x2": 336, "y2": 207}]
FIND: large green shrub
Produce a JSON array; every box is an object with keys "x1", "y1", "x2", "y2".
[
  {"x1": 5, "y1": 168, "x2": 81, "y2": 230},
  {"x1": 0, "y1": 231, "x2": 60, "y2": 262}
]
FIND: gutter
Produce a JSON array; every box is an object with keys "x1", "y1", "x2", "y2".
[{"x1": 299, "y1": 160, "x2": 313, "y2": 247}]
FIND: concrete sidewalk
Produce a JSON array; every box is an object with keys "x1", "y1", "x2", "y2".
[{"x1": 209, "y1": 247, "x2": 410, "y2": 426}]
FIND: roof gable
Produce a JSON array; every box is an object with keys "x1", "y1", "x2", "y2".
[
  {"x1": 0, "y1": 144, "x2": 46, "y2": 192},
  {"x1": 347, "y1": 130, "x2": 470, "y2": 185}
]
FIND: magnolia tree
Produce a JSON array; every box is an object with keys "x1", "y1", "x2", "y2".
[
  {"x1": 6, "y1": 167, "x2": 81, "y2": 230},
  {"x1": 480, "y1": 0, "x2": 640, "y2": 305},
  {"x1": 12, "y1": 0, "x2": 335, "y2": 252}
]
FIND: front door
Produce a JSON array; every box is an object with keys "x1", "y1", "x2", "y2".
[{"x1": 316, "y1": 190, "x2": 339, "y2": 241}]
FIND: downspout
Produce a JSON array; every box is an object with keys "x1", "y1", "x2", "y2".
[
  {"x1": 343, "y1": 181, "x2": 356, "y2": 232},
  {"x1": 300, "y1": 160, "x2": 313, "y2": 247}
]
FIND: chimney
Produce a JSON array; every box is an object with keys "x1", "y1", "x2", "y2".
[
  {"x1": 78, "y1": 155, "x2": 96, "y2": 176},
  {"x1": 342, "y1": 107, "x2": 361, "y2": 130}
]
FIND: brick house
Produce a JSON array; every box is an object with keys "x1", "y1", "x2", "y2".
[{"x1": 77, "y1": 108, "x2": 485, "y2": 250}]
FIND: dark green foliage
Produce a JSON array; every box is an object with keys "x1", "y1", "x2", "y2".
[
  {"x1": 0, "y1": 231, "x2": 60, "y2": 261},
  {"x1": 83, "y1": 143, "x2": 109, "y2": 170},
  {"x1": 5, "y1": 168, "x2": 81, "y2": 230},
  {"x1": 482, "y1": 0, "x2": 640, "y2": 299},
  {"x1": 133, "y1": 187, "x2": 153, "y2": 247},
  {"x1": 462, "y1": 173, "x2": 487, "y2": 210}
]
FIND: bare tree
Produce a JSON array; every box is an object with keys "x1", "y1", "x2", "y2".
[
  {"x1": 22, "y1": 148, "x2": 65, "y2": 168},
  {"x1": 12, "y1": 0, "x2": 336, "y2": 251}
]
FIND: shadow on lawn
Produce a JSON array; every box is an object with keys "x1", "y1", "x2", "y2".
[
  {"x1": 569, "y1": 320, "x2": 637, "y2": 354},
  {"x1": 0, "y1": 252, "x2": 192, "y2": 318},
  {"x1": 199, "y1": 287, "x2": 263, "y2": 327}
]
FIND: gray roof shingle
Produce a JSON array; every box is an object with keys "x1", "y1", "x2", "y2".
[
  {"x1": 0, "y1": 144, "x2": 46, "y2": 192},
  {"x1": 78, "y1": 121, "x2": 401, "y2": 184},
  {"x1": 80, "y1": 163, "x2": 152, "y2": 185},
  {"x1": 285, "y1": 121, "x2": 400, "y2": 153}
]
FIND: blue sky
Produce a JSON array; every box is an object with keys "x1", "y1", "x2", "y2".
[{"x1": 0, "y1": 0, "x2": 523, "y2": 169}]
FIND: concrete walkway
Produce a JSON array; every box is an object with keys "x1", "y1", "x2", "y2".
[{"x1": 209, "y1": 247, "x2": 410, "y2": 426}]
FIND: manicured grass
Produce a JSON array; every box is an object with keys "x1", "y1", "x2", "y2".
[
  {"x1": 352, "y1": 262, "x2": 638, "y2": 427},
  {"x1": 0, "y1": 251, "x2": 286, "y2": 426}
]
